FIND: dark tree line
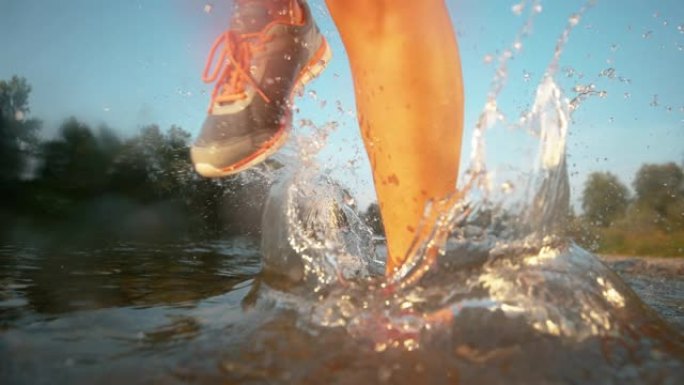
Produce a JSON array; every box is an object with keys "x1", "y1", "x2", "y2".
[{"x1": 0, "y1": 76, "x2": 267, "y2": 244}]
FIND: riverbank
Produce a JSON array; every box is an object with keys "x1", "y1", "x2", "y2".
[{"x1": 599, "y1": 255, "x2": 684, "y2": 332}]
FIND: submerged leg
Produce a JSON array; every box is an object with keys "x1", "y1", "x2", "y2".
[{"x1": 325, "y1": 0, "x2": 465, "y2": 273}]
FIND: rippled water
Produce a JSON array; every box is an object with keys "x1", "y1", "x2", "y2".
[
  {"x1": 0, "y1": 240, "x2": 682, "y2": 384},
  {"x1": 3, "y1": 1, "x2": 684, "y2": 384}
]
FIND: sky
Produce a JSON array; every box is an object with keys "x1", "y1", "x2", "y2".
[{"x1": 1, "y1": 0, "x2": 682, "y2": 209}]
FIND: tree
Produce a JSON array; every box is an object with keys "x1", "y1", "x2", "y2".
[
  {"x1": 0, "y1": 76, "x2": 41, "y2": 182},
  {"x1": 581, "y1": 172, "x2": 629, "y2": 227},
  {"x1": 38, "y1": 118, "x2": 111, "y2": 197},
  {"x1": 633, "y1": 163, "x2": 684, "y2": 230},
  {"x1": 633, "y1": 163, "x2": 683, "y2": 215}
]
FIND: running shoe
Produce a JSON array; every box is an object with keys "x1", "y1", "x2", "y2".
[{"x1": 191, "y1": 0, "x2": 331, "y2": 177}]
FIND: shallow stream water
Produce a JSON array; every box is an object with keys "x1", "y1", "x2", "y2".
[
  {"x1": 2, "y1": 1, "x2": 684, "y2": 384},
  {"x1": 0, "y1": 240, "x2": 682, "y2": 384}
]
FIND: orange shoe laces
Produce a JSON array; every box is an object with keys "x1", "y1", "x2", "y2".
[{"x1": 202, "y1": 30, "x2": 273, "y2": 110}]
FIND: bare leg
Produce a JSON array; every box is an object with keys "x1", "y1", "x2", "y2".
[{"x1": 325, "y1": 0, "x2": 464, "y2": 273}]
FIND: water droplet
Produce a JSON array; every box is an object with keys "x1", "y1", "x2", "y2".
[
  {"x1": 568, "y1": 14, "x2": 580, "y2": 27},
  {"x1": 513, "y1": 40, "x2": 523, "y2": 51},
  {"x1": 573, "y1": 84, "x2": 594, "y2": 93},
  {"x1": 511, "y1": 3, "x2": 524, "y2": 16},
  {"x1": 623, "y1": 92, "x2": 631, "y2": 99},
  {"x1": 483, "y1": 54, "x2": 494, "y2": 64},
  {"x1": 523, "y1": 70, "x2": 531, "y2": 82},
  {"x1": 283, "y1": 54, "x2": 292, "y2": 61},
  {"x1": 307, "y1": 90, "x2": 318, "y2": 100},
  {"x1": 650, "y1": 94, "x2": 659, "y2": 107},
  {"x1": 642, "y1": 30, "x2": 653, "y2": 39},
  {"x1": 610, "y1": 43, "x2": 620, "y2": 52},
  {"x1": 203, "y1": 3, "x2": 213, "y2": 14},
  {"x1": 678, "y1": 24, "x2": 684, "y2": 34},
  {"x1": 563, "y1": 66, "x2": 576, "y2": 78},
  {"x1": 599, "y1": 68, "x2": 615, "y2": 79},
  {"x1": 14, "y1": 110, "x2": 24, "y2": 121},
  {"x1": 608, "y1": 117, "x2": 614, "y2": 123},
  {"x1": 533, "y1": 4, "x2": 543, "y2": 13}
]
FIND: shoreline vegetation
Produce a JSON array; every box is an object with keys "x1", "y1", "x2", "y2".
[
  {"x1": 568, "y1": 165, "x2": 684, "y2": 258},
  {"x1": 2, "y1": 76, "x2": 683, "y2": 257}
]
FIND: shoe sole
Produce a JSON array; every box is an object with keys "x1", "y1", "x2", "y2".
[{"x1": 194, "y1": 38, "x2": 333, "y2": 178}]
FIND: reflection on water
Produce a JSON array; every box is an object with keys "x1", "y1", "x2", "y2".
[{"x1": 0, "y1": 239, "x2": 259, "y2": 324}]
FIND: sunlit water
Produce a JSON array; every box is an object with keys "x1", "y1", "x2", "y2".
[{"x1": 3, "y1": 2, "x2": 684, "y2": 384}]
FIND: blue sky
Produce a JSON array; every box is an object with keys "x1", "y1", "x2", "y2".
[{"x1": 1, "y1": 0, "x2": 682, "y2": 209}]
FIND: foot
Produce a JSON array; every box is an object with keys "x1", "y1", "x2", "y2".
[{"x1": 191, "y1": 0, "x2": 331, "y2": 177}]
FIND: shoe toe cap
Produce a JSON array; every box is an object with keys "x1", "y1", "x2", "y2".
[{"x1": 191, "y1": 140, "x2": 256, "y2": 177}]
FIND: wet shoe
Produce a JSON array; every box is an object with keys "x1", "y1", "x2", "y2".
[{"x1": 192, "y1": 0, "x2": 331, "y2": 177}]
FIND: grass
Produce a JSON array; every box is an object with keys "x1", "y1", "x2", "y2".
[{"x1": 594, "y1": 227, "x2": 684, "y2": 258}]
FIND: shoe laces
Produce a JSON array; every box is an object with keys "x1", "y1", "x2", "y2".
[{"x1": 202, "y1": 29, "x2": 273, "y2": 111}]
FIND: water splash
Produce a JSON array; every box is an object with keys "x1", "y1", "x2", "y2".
[{"x1": 253, "y1": 1, "x2": 684, "y2": 376}]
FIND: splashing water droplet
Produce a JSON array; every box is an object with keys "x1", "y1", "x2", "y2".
[
  {"x1": 511, "y1": 3, "x2": 524, "y2": 16},
  {"x1": 623, "y1": 92, "x2": 631, "y2": 99},
  {"x1": 599, "y1": 68, "x2": 615, "y2": 79},
  {"x1": 483, "y1": 54, "x2": 494, "y2": 64},
  {"x1": 678, "y1": 24, "x2": 684, "y2": 34},
  {"x1": 523, "y1": 70, "x2": 532, "y2": 82},
  {"x1": 572, "y1": 84, "x2": 594, "y2": 93},
  {"x1": 650, "y1": 95, "x2": 659, "y2": 107},
  {"x1": 568, "y1": 14, "x2": 580, "y2": 27},
  {"x1": 203, "y1": 3, "x2": 213, "y2": 14},
  {"x1": 533, "y1": 4, "x2": 543, "y2": 13},
  {"x1": 642, "y1": 30, "x2": 653, "y2": 39},
  {"x1": 563, "y1": 66, "x2": 576, "y2": 78}
]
